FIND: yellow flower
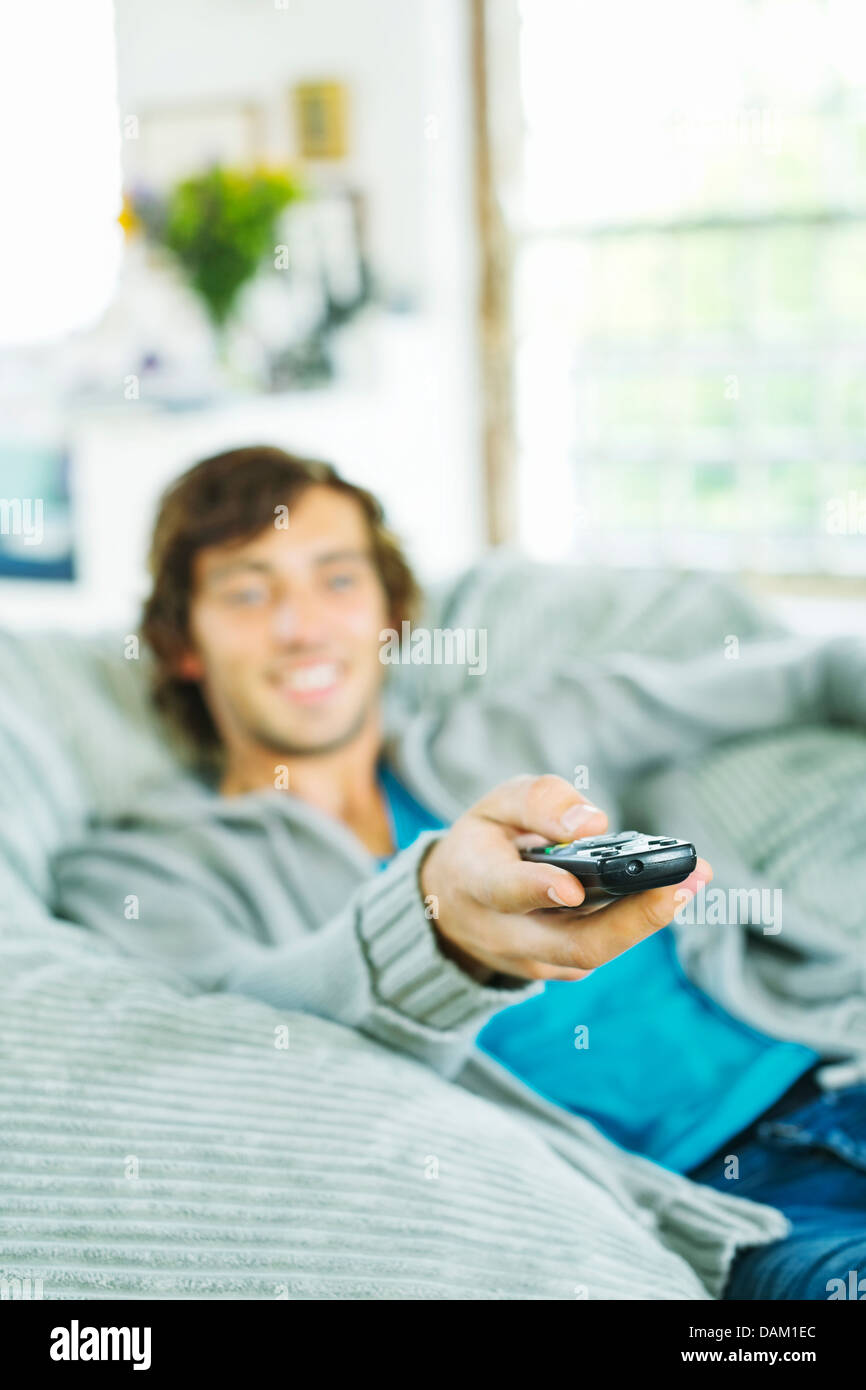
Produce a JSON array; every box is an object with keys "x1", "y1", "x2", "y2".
[{"x1": 118, "y1": 193, "x2": 141, "y2": 238}]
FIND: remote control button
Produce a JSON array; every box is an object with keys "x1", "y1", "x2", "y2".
[{"x1": 558, "y1": 831, "x2": 638, "y2": 851}]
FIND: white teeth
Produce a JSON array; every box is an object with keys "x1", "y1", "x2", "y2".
[{"x1": 283, "y1": 663, "x2": 339, "y2": 692}]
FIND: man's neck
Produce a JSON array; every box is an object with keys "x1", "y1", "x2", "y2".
[{"x1": 219, "y1": 716, "x2": 393, "y2": 856}]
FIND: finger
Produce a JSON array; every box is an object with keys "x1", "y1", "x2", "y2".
[
  {"x1": 668, "y1": 861, "x2": 714, "y2": 917},
  {"x1": 509, "y1": 859, "x2": 714, "y2": 970},
  {"x1": 473, "y1": 773, "x2": 608, "y2": 843},
  {"x1": 477, "y1": 857, "x2": 587, "y2": 915},
  {"x1": 513, "y1": 831, "x2": 552, "y2": 850},
  {"x1": 534, "y1": 896, "x2": 612, "y2": 917}
]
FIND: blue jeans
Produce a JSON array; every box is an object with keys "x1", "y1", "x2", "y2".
[{"x1": 688, "y1": 1067, "x2": 866, "y2": 1300}]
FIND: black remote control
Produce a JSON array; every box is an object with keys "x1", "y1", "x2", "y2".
[{"x1": 520, "y1": 830, "x2": 697, "y2": 908}]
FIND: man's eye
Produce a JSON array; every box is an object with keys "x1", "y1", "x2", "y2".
[
  {"x1": 224, "y1": 588, "x2": 268, "y2": 605},
  {"x1": 326, "y1": 572, "x2": 357, "y2": 591}
]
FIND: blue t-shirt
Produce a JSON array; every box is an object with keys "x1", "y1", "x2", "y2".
[
  {"x1": 376, "y1": 760, "x2": 445, "y2": 865},
  {"x1": 376, "y1": 762, "x2": 820, "y2": 1174}
]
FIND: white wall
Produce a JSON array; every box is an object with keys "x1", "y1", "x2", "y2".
[{"x1": 0, "y1": 0, "x2": 484, "y2": 632}]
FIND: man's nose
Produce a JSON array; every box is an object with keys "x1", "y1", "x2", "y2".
[{"x1": 270, "y1": 591, "x2": 328, "y2": 644}]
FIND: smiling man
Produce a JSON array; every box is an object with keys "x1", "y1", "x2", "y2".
[
  {"x1": 53, "y1": 444, "x2": 866, "y2": 1301},
  {"x1": 171, "y1": 482, "x2": 399, "y2": 855}
]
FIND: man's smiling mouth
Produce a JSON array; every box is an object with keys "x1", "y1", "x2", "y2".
[{"x1": 270, "y1": 661, "x2": 343, "y2": 702}]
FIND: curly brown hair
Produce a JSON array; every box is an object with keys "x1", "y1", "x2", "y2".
[{"x1": 140, "y1": 445, "x2": 422, "y2": 758}]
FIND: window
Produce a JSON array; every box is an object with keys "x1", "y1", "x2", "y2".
[
  {"x1": 496, "y1": 0, "x2": 866, "y2": 572},
  {"x1": 0, "y1": 0, "x2": 122, "y2": 346}
]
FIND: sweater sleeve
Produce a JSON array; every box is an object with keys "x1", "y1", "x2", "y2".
[
  {"x1": 535, "y1": 631, "x2": 866, "y2": 788},
  {"x1": 51, "y1": 825, "x2": 540, "y2": 1080},
  {"x1": 411, "y1": 631, "x2": 866, "y2": 811},
  {"x1": 222, "y1": 829, "x2": 541, "y2": 1077}
]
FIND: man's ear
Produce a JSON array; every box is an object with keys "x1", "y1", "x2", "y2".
[{"x1": 175, "y1": 650, "x2": 205, "y2": 681}]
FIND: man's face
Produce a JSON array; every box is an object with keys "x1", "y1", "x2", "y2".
[{"x1": 181, "y1": 486, "x2": 392, "y2": 757}]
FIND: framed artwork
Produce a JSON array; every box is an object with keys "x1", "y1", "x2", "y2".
[
  {"x1": 0, "y1": 441, "x2": 75, "y2": 581},
  {"x1": 292, "y1": 82, "x2": 349, "y2": 160},
  {"x1": 125, "y1": 101, "x2": 267, "y2": 189}
]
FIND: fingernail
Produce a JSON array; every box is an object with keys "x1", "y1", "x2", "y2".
[
  {"x1": 561, "y1": 802, "x2": 602, "y2": 832},
  {"x1": 678, "y1": 869, "x2": 709, "y2": 898},
  {"x1": 547, "y1": 885, "x2": 573, "y2": 907}
]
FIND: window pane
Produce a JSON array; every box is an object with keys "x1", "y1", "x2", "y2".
[
  {"x1": 577, "y1": 239, "x2": 670, "y2": 343},
  {"x1": 754, "y1": 229, "x2": 819, "y2": 335},
  {"x1": 764, "y1": 461, "x2": 820, "y2": 530},
  {"x1": 757, "y1": 373, "x2": 819, "y2": 429},
  {"x1": 692, "y1": 461, "x2": 741, "y2": 529},
  {"x1": 677, "y1": 375, "x2": 740, "y2": 431},
  {"x1": 676, "y1": 232, "x2": 742, "y2": 337},
  {"x1": 832, "y1": 372, "x2": 866, "y2": 429},
  {"x1": 825, "y1": 228, "x2": 866, "y2": 324}
]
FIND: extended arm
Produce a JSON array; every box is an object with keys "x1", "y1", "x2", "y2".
[{"x1": 52, "y1": 824, "x2": 538, "y2": 1081}]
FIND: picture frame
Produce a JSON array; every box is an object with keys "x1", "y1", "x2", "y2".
[
  {"x1": 124, "y1": 101, "x2": 267, "y2": 189},
  {"x1": 292, "y1": 81, "x2": 349, "y2": 160}
]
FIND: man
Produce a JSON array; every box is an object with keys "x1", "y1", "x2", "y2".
[{"x1": 54, "y1": 446, "x2": 866, "y2": 1300}]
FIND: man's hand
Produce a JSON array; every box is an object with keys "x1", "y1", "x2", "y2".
[{"x1": 420, "y1": 774, "x2": 712, "y2": 983}]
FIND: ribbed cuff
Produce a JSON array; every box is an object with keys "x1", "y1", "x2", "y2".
[{"x1": 355, "y1": 828, "x2": 541, "y2": 1031}]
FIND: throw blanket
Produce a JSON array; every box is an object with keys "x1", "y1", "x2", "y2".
[{"x1": 2, "y1": 907, "x2": 787, "y2": 1299}]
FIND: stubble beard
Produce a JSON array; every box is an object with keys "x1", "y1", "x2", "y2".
[{"x1": 244, "y1": 694, "x2": 378, "y2": 760}]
